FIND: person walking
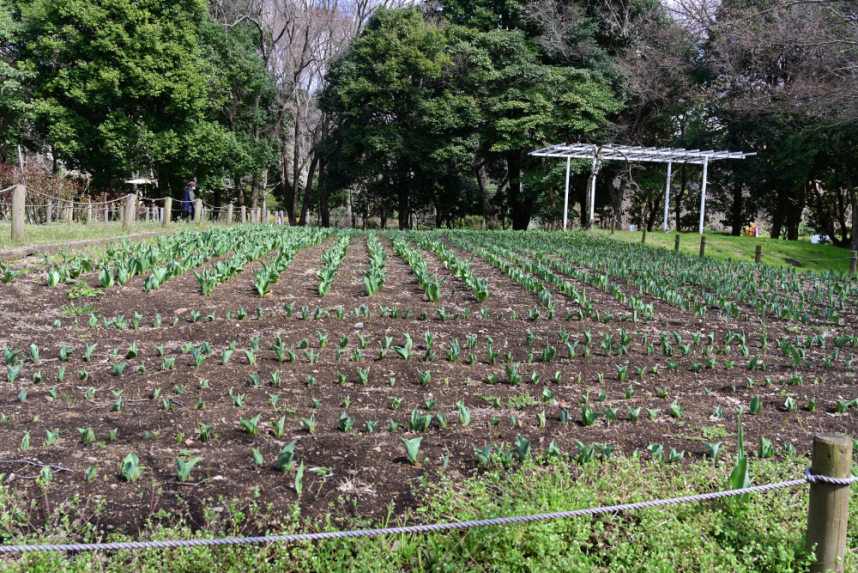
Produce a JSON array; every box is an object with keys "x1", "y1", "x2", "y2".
[{"x1": 181, "y1": 182, "x2": 196, "y2": 221}]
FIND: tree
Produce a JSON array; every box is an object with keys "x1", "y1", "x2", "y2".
[
  {"x1": 320, "y1": 7, "x2": 468, "y2": 229},
  {"x1": 14, "y1": 0, "x2": 229, "y2": 195},
  {"x1": 0, "y1": 0, "x2": 32, "y2": 162},
  {"x1": 204, "y1": 20, "x2": 280, "y2": 209},
  {"x1": 437, "y1": 0, "x2": 622, "y2": 230}
]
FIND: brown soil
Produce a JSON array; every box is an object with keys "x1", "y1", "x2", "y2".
[{"x1": 0, "y1": 230, "x2": 856, "y2": 538}]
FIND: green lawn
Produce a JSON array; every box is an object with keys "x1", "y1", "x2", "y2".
[
  {"x1": 0, "y1": 220, "x2": 227, "y2": 251},
  {"x1": 591, "y1": 229, "x2": 856, "y2": 273}
]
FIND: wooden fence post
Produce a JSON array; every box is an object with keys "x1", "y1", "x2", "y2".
[
  {"x1": 755, "y1": 245, "x2": 762, "y2": 264},
  {"x1": 122, "y1": 195, "x2": 135, "y2": 232},
  {"x1": 850, "y1": 247, "x2": 857, "y2": 276},
  {"x1": 611, "y1": 219, "x2": 615, "y2": 234},
  {"x1": 162, "y1": 198, "x2": 172, "y2": 229},
  {"x1": 641, "y1": 226, "x2": 647, "y2": 244},
  {"x1": 86, "y1": 202, "x2": 92, "y2": 225},
  {"x1": 194, "y1": 198, "x2": 202, "y2": 225},
  {"x1": 699, "y1": 236, "x2": 706, "y2": 258},
  {"x1": 10, "y1": 185, "x2": 25, "y2": 242},
  {"x1": 807, "y1": 433, "x2": 852, "y2": 573},
  {"x1": 227, "y1": 204, "x2": 234, "y2": 226},
  {"x1": 103, "y1": 204, "x2": 108, "y2": 223},
  {"x1": 46, "y1": 200, "x2": 52, "y2": 224},
  {"x1": 674, "y1": 234, "x2": 680, "y2": 252},
  {"x1": 240, "y1": 205, "x2": 246, "y2": 224}
]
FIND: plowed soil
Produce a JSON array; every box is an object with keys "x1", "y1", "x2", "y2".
[{"x1": 0, "y1": 230, "x2": 856, "y2": 537}]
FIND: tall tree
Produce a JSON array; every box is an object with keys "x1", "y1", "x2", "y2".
[{"x1": 15, "y1": 0, "x2": 229, "y2": 195}]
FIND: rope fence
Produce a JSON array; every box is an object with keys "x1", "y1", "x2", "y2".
[
  {"x1": 3, "y1": 184, "x2": 285, "y2": 242},
  {"x1": 599, "y1": 228, "x2": 857, "y2": 273},
  {"x1": 0, "y1": 466, "x2": 854, "y2": 554}
]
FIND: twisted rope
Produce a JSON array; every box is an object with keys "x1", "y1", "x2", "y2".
[
  {"x1": 613, "y1": 234, "x2": 854, "y2": 265},
  {"x1": 763, "y1": 252, "x2": 853, "y2": 262},
  {"x1": 701, "y1": 239, "x2": 756, "y2": 258},
  {"x1": 23, "y1": 187, "x2": 127, "y2": 206},
  {"x1": 1, "y1": 470, "x2": 854, "y2": 554}
]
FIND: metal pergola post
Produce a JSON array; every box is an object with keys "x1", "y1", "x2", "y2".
[
  {"x1": 528, "y1": 144, "x2": 754, "y2": 236},
  {"x1": 563, "y1": 157, "x2": 571, "y2": 231},
  {"x1": 663, "y1": 160, "x2": 673, "y2": 232},
  {"x1": 589, "y1": 157, "x2": 598, "y2": 227},
  {"x1": 698, "y1": 157, "x2": 709, "y2": 235}
]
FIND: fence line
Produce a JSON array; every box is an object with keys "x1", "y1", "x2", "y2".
[
  {"x1": 601, "y1": 231, "x2": 856, "y2": 269},
  {"x1": 0, "y1": 469, "x2": 854, "y2": 554},
  {"x1": 22, "y1": 187, "x2": 127, "y2": 206}
]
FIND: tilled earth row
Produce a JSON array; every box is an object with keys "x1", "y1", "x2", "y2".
[{"x1": 0, "y1": 230, "x2": 855, "y2": 537}]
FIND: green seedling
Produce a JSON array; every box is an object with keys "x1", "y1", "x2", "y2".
[
  {"x1": 402, "y1": 437, "x2": 423, "y2": 465},
  {"x1": 176, "y1": 457, "x2": 200, "y2": 483},
  {"x1": 120, "y1": 452, "x2": 145, "y2": 482},
  {"x1": 240, "y1": 414, "x2": 261, "y2": 435},
  {"x1": 302, "y1": 414, "x2": 316, "y2": 433},
  {"x1": 78, "y1": 427, "x2": 95, "y2": 445}
]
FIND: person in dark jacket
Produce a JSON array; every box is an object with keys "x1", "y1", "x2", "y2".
[{"x1": 181, "y1": 182, "x2": 196, "y2": 220}]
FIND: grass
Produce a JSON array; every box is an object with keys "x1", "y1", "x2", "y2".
[
  {"x1": 0, "y1": 220, "x2": 230, "y2": 250},
  {"x1": 60, "y1": 302, "x2": 99, "y2": 316},
  {"x1": 0, "y1": 454, "x2": 854, "y2": 571},
  {"x1": 591, "y1": 228, "x2": 856, "y2": 273}
]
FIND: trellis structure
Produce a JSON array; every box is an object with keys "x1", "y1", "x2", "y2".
[{"x1": 529, "y1": 144, "x2": 755, "y2": 234}]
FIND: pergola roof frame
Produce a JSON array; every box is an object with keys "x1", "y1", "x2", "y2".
[{"x1": 529, "y1": 143, "x2": 756, "y2": 234}]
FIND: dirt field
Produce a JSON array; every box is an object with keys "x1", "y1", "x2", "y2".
[{"x1": 0, "y1": 227, "x2": 856, "y2": 537}]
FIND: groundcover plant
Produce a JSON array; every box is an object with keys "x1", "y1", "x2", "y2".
[{"x1": 0, "y1": 227, "x2": 856, "y2": 569}]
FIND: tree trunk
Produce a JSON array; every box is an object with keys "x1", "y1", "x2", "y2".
[
  {"x1": 730, "y1": 181, "x2": 743, "y2": 236},
  {"x1": 318, "y1": 160, "x2": 330, "y2": 227},
  {"x1": 214, "y1": 187, "x2": 222, "y2": 210},
  {"x1": 646, "y1": 190, "x2": 664, "y2": 231},
  {"x1": 379, "y1": 201, "x2": 387, "y2": 229},
  {"x1": 291, "y1": 104, "x2": 302, "y2": 224},
  {"x1": 771, "y1": 186, "x2": 788, "y2": 239},
  {"x1": 785, "y1": 184, "x2": 807, "y2": 240},
  {"x1": 849, "y1": 187, "x2": 858, "y2": 249},
  {"x1": 398, "y1": 184, "x2": 409, "y2": 230},
  {"x1": 844, "y1": 168, "x2": 858, "y2": 249},
  {"x1": 476, "y1": 165, "x2": 498, "y2": 223},
  {"x1": 607, "y1": 178, "x2": 625, "y2": 229},
  {"x1": 507, "y1": 151, "x2": 531, "y2": 230},
  {"x1": 280, "y1": 153, "x2": 297, "y2": 224},
  {"x1": 233, "y1": 175, "x2": 245, "y2": 207},
  {"x1": 157, "y1": 166, "x2": 171, "y2": 201},
  {"x1": 675, "y1": 164, "x2": 687, "y2": 231},
  {"x1": 250, "y1": 174, "x2": 259, "y2": 210},
  {"x1": 298, "y1": 155, "x2": 318, "y2": 226}
]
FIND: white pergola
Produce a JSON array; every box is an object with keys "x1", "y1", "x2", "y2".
[{"x1": 529, "y1": 144, "x2": 755, "y2": 234}]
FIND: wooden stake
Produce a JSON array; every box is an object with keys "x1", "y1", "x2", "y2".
[
  {"x1": 122, "y1": 194, "x2": 135, "y2": 232},
  {"x1": 162, "y1": 198, "x2": 172, "y2": 229},
  {"x1": 807, "y1": 433, "x2": 852, "y2": 573},
  {"x1": 699, "y1": 236, "x2": 706, "y2": 258},
  {"x1": 755, "y1": 245, "x2": 761, "y2": 264},
  {"x1": 10, "y1": 185, "x2": 25, "y2": 242},
  {"x1": 674, "y1": 234, "x2": 680, "y2": 252}
]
